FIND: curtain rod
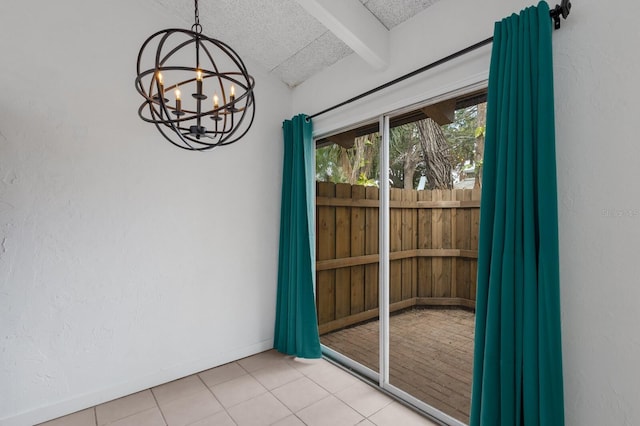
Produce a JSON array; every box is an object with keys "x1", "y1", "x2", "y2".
[{"x1": 308, "y1": 0, "x2": 571, "y2": 121}]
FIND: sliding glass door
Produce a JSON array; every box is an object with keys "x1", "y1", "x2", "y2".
[
  {"x1": 315, "y1": 126, "x2": 381, "y2": 377},
  {"x1": 315, "y1": 90, "x2": 486, "y2": 426}
]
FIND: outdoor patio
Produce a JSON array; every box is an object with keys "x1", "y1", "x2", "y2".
[{"x1": 321, "y1": 307, "x2": 475, "y2": 424}]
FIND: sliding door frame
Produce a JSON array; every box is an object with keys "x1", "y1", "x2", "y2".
[{"x1": 318, "y1": 82, "x2": 487, "y2": 426}]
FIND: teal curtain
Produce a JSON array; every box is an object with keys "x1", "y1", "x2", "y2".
[
  {"x1": 470, "y1": 2, "x2": 564, "y2": 425},
  {"x1": 274, "y1": 114, "x2": 322, "y2": 359}
]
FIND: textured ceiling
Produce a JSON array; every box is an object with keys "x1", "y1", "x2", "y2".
[
  {"x1": 152, "y1": 0, "x2": 441, "y2": 87},
  {"x1": 360, "y1": 0, "x2": 440, "y2": 29}
]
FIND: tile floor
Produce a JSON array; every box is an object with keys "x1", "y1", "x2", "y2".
[{"x1": 38, "y1": 350, "x2": 438, "y2": 426}]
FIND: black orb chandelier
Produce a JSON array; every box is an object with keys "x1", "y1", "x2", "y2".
[{"x1": 135, "y1": 0, "x2": 256, "y2": 151}]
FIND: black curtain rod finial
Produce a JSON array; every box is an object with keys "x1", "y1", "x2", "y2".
[{"x1": 550, "y1": 0, "x2": 571, "y2": 29}]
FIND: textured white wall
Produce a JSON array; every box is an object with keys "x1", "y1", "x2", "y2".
[
  {"x1": 294, "y1": 0, "x2": 640, "y2": 425},
  {"x1": 553, "y1": 1, "x2": 640, "y2": 424},
  {"x1": 0, "y1": 1, "x2": 291, "y2": 425}
]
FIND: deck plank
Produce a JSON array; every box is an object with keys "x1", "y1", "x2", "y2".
[{"x1": 321, "y1": 308, "x2": 474, "y2": 424}]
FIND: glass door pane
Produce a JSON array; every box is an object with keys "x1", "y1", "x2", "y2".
[
  {"x1": 385, "y1": 100, "x2": 486, "y2": 425},
  {"x1": 315, "y1": 128, "x2": 381, "y2": 376}
]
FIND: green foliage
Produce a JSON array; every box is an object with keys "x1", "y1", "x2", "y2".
[
  {"x1": 356, "y1": 173, "x2": 377, "y2": 186},
  {"x1": 315, "y1": 134, "x2": 380, "y2": 185},
  {"x1": 315, "y1": 144, "x2": 345, "y2": 183},
  {"x1": 389, "y1": 123, "x2": 421, "y2": 188},
  {"x1": 316, "y1": 103, "x2": 486, "y2": 187},
  {"x1": 442, "y1": 105, "x2": 479, "y2": 174}
]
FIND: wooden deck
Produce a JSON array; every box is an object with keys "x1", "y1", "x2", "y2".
[{"x1": 321, "y1": 307, "x2": 475, "y2": 424}]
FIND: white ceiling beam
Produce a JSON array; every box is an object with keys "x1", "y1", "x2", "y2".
[{"x1": 295, "y1": 0, "x2": 389, "y2": 70}]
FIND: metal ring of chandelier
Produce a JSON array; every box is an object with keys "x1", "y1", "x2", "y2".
[{"x1": 135, "y1": 21, "x2": 255, "y2": 151}]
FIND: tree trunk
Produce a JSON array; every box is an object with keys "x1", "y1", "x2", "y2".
[
  {"x1": 403, "y1": 154, "x2": 419, "y2": 189},
  {"x1": 474, "y1": 102, "x2": 486, "y2": 189},
  {"x1": 338, "y1": 136, "x2": 373, "y2": 185},
  {"x1": 416, "y1": 118, "x2": 453, "y2": 189},
  {"x1": 339, "y1": 148, "x2": 354, "y2": 184}
]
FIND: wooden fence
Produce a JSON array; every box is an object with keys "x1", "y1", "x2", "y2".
[{"x1": 316, "y1": 182, "x2": 481, "y2": 334}]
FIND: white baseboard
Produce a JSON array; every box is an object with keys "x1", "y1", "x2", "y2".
[{"x1": 0, "y1": 339, "x2": 274, "y2": 426}]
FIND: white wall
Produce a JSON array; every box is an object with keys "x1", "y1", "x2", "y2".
[
  {"x1": 293, "y1": 0, "x2": 640, "y2": 425},
  {"x1": 0, "y1": 1, "x2": 291, "y2": 425}
]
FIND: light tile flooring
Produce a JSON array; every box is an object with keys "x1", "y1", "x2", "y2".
[{"x1": 38, "y1": 350, "x2": 437, "y2": 426}]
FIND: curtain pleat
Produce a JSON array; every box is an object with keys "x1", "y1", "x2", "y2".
[
  {"x1": 273, "y1": 114, "x2": 322, "y2": 359},
  {"x1": 470, "y1": 2, "x2": 564, "y2": 424}
]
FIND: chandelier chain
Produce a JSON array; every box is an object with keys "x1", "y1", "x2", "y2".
[{"x1": 192, "y1": 0, "x2": 202, "y2": 33}]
